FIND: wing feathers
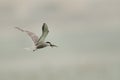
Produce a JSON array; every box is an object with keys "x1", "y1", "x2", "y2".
[
  {"x1": 15, "y1": 23, "x2": 49, "y2": 45},
  {"x1": 15, "y1": 27, "x2": 39, "y2": 45},
  {"x1": 38, "y1": 23, "x2": 49, "y2": 42}
]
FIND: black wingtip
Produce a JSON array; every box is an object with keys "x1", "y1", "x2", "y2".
[
  {"x1": 42, "y1": 23, "x2": 45, "y2": 31},
  {"x1": 42, "y1": 23, "x2": 47, "y2": 31},
  {"x1": 43, "y1": 23, "x2": 46, "y2": 25},
  {"x1": 43, "y1": 23, "x2": 47, "y2": 26}
]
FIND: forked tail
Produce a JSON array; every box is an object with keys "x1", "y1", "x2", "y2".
[{"x1": 24, "y1": 46, "x2": 36, "y2": 52}]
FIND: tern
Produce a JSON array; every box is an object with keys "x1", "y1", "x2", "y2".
[{"x1": 15, "y1": 23, "x2": 57, "y2": 51}]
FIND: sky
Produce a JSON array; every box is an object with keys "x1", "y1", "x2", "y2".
[{"x1": 0, "y1": 0, "x2": 120, "y2": 80}]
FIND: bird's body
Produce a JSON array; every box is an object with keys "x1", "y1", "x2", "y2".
[
  {"x1": 36, "y1": 42, "x2": 48, "y2": 48},
  {"x1": 15, "y1": 23, "x2": 57, "y2": 51}
]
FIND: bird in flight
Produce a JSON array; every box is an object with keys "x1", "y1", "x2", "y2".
[{"x1": 15, "y1": 23, "x2": 57, "y2": 51}]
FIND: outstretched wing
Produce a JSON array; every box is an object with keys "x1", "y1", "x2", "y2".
[
  {"x1": 38, "y1": 23, "x2": 49, "y2": 42},
  {"x1": 15, "y1": 27, "x2": 39, "y2": 45}
]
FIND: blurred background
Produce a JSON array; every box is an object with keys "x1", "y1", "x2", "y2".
[{"x1": 0, "y1": 0, "x2": 120, "y2": 80}]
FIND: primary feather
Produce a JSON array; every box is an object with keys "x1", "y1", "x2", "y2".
[
  {"x1": 38, "y1": 23, "x2": 49, "y2": 42},
  {"x1": 15, "y1": 27, "x2": 39, "y2": 45}
]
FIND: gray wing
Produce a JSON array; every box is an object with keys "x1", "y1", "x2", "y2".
[
  {"x1": 15, "y1": 27, "x2": 39, "y2": 45},
  {"x1": 38, "y1": 23, "x2": 49, "y2": 42}
]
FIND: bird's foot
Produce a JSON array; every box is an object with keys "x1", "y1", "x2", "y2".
[{"x1": 33, "y1": 49, "x2": 37, "y2": 52}]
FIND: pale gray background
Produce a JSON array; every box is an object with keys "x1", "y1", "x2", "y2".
[{"x1": 0, "y1": 0, "x2": 120, "y2": 80}]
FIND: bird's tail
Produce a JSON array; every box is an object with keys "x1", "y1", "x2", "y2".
[{"x1": 24, "y1": 46, "x2": 36, "y2": 51}]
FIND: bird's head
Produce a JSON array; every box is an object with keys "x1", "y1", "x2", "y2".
[{"x1": 46, "y1": 41, "x2": 57, "y2": 47}]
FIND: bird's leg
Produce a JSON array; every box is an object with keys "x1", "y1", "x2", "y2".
[{"x1": 33, "y1": 48, "x2": 37, "y2": 52}]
